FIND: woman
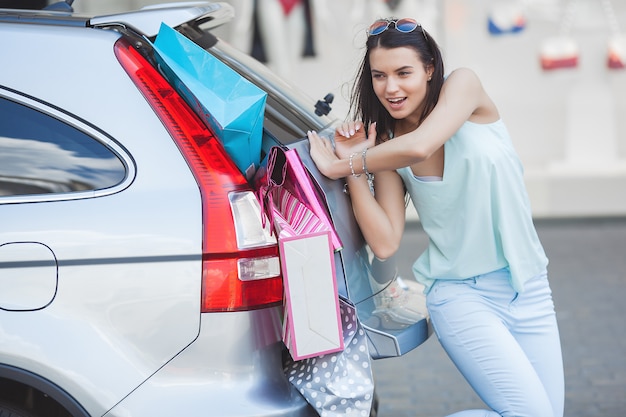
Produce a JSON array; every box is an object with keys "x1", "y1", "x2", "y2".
[{"x1": 307, "y1": 18, "x2": 564, "y2": 417}]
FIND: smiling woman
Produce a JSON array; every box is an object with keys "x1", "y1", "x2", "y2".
[
  {"x1": 307, "y1": 16, "x2": 565, "y2": 417},
  {"x1": 370, "y1": 47, "x2": 433, "y2": 126},
  {"x1": 349, "y1": 18, "x2": 445, "y2": 149}
]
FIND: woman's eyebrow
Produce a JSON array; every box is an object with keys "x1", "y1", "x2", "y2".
[{"x1": 371, "y1": 65, "x2": 414, "y2": 73}]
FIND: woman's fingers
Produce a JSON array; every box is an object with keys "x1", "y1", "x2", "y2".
[
  {"x1": 336, "y1": 120, "x2": 363, "y2": 138},
  {"x1": 308, "y1": 130, "x2": 330, "y2": 151},
  {"x1": 308, "y1": 130, "x2": 340, "y2": 179},
  {"x1": 366, "y1": 122, "x2": 377, "y2": 146},
  {"x1": 308, "y1": 130, "x2": 334, "y2": 158}
]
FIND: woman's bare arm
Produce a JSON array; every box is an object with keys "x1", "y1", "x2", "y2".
[
  {"x1": 309, "y1": 68, "x2": 495, "y2": 179},
  {"x1": 346, "y1": 169, "x2": 407, "y2": 260}
]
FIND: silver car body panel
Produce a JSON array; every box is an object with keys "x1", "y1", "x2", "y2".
[
  {"x1": 0, "y1": 8, "x2": 316, "y2": 416},
  {"x1": 104, "y1": 310, "x2": 312, "y2": 417},
  {"x1": 0, "y1": 19, "x2": 202, "y2": 416}
]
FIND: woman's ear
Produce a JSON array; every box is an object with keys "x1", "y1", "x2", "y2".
[{"x1": 425, "y1": 64, "x2": 434, "y2": 81}]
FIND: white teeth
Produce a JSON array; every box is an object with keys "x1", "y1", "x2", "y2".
[{"x1": 388, "y1": 98, "x2": 404, "y2": 103}]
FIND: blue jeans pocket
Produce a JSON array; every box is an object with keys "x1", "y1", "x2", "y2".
[{"x1": 426, "y1": 278, "x2": 477, "y2": 308}]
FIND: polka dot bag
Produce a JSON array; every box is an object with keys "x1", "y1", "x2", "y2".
[{"x1": 284, "y1": 298, "x2": 375, "y2": 417}]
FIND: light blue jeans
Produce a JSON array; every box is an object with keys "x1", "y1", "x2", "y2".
[{"x1": 426, "y1": 268, "x2": 564, "y2": 417}]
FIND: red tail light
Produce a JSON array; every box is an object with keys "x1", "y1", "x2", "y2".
[{"x1": 115, "y1": 39, "x2": 282, "y2": 312}]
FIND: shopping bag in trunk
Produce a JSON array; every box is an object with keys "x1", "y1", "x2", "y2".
[
  {"x1": 259, "y1": 146, "x2": 342, "y2": 251},
  {"x1": 283, "y1": 297, "x2": 375, "y2": 417},
  {"x1": 153, "y1": 23, "x2": 266, "y2": 179},
  {"x1": 271, "y1": 188, "x2": 343, "y2": 360}
]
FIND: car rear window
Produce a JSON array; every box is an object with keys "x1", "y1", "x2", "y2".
[{"x1": 0, "y1": 97, "x2": 126, "y2": 197}]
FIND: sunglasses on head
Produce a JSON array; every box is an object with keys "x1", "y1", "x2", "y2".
[{"x1": 368, "y1": 18, "x2": 427, "y2": 39}]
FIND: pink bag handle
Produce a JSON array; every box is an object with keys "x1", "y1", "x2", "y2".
[{"x1": 257, "y1": 146, "x2": 343, "y2": 251}]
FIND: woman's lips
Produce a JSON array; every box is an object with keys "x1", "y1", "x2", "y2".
[{"x1": 387, "y1": 97, "x2": 407, "y2": 110}]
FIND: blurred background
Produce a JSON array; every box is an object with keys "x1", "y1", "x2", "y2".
[{"x1": 8, "y1": 0, "x2": 626, "y2": 219}]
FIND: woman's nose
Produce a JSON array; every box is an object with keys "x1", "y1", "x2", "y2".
[{"x1": 385, "y1": 77, "x2": 399, "y2": 93}]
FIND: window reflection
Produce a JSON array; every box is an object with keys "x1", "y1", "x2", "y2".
[{"x1": 0, "y1": 98, "x2": 126, "y2": 197}]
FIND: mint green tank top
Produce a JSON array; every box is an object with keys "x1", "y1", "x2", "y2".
[{"x1": 396, "y1": 120, "x2": 548, "y2": 293}]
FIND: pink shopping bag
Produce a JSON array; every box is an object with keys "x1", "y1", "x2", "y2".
[
  {"x1": 260, "y1": 146, "x2": 343, "y2": 251},
  {"x1": 271, "y1": 189, "x2": 343, "y2": 360}
]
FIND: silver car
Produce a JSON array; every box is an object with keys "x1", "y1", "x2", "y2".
[{"x1": 0, "y1": 2, "x2": 430, "y2": 416}]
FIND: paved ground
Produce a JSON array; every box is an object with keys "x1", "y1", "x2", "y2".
[{"x1": 371, "y1": 217, "x2": 626, "y2": 417}]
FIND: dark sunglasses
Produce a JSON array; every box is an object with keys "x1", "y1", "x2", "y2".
[{"x1": 368, "y1": 18, "x2": 427, "y2": 39}]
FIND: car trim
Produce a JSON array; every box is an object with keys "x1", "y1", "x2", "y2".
[
  {"x1": 0, "y1": 254, "x2": 201, "y2": 270},
  {"x1": 0, "y1": 9, "x2": 88, "y2": 27},
  {"x1": 0, "y1": 87, "x2": 136, "y2": 205}
]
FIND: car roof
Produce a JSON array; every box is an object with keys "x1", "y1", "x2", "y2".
[{"x1": 0, "y1": 1, "x2": 234, "y2": 37}]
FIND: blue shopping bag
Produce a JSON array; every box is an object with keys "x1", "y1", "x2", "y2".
[{"x1": 153, "y1": 24, "x2": 267, "y2": 179}]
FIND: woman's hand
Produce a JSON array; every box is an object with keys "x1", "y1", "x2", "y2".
[
  {"x1": 308, "y1": 122, "x2": 377, "y2": 179},
  {"x1": 308, "y1": 130, "x2": 341, "y2": 179},
  {"x1": 334, "y1": 122, "x2": 377, "y2": 159},
  {"x1": 336, "y1": 121, "x2": 363, "y2": 139}
]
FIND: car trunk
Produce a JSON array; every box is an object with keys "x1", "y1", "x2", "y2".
[
  {"x1": 92, "y1": 3, "x2": 431, "y2": 359},
  {"x1": 206, "y1": 37, "x2": 432, "y2": 359}
]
